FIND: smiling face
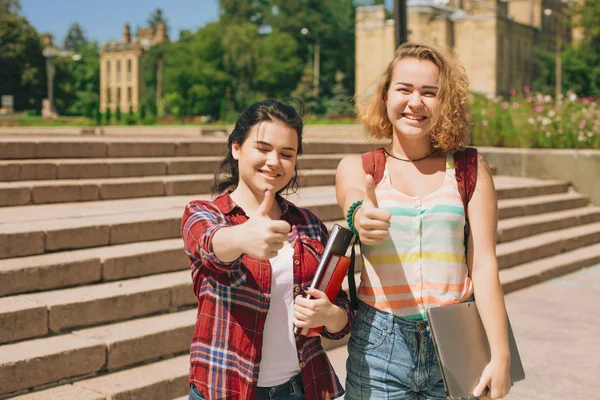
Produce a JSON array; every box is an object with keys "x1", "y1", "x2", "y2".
[
  {"x1": 385, "y1": 57, "x2": 440, "y2": 141},
  {"x1": 232, "y1": 120, "x2": 298, "y2": 197}
]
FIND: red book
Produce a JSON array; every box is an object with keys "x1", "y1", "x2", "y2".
[{"x1": 295, "y1": 224, "x2": 355, "y2": 337}]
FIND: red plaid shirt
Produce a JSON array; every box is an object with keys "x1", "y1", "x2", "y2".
[{"x1": 181, "y1": 191, "x2": 353, "y2": 400}]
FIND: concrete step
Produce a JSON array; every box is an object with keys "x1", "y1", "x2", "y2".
[
  {"x1": 7, "y1": 354, "x2": 190, "y2": 399},
  {"x1": 0, "y1": 136, "x2": 380, "y2": 160},
  {"x1": 497, "y1": 192, "x2": 589, "y2": 219},
  {"x1": 0, "y1": 238, "x2": 188, "y2": 297},
  {"x1": 0, "y1": 270, "x2": 195, "y2": 344},
  {"x1": 497, "y1": 206, "x2": 600, "y2": 243},
  {"x1": 497, "y1": 221, "x2": 600, "y2": 269},
  {"x1": 0, "y1": 169, "x2": 337, "y2": 207},
  {"x1": 4, "y1": 218, "x2": 600, "y2": 345},
  {"x1": 0, "y1": 177, "x2": 575, "y2": 260},
  {"x1": 0, "y1": 154, "x2": 346, "y2": 182},
  {"x1": 0, "y1": 309, "x2": 196, "y2": 397},
  {"x1": 500, "y1": 242, "x2": 600, "y2": 294}
]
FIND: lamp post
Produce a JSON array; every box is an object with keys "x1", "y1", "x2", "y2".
[
  {"x1": 42, "y1": 34, "x2": 80, "y2": 117},
  {"x1": 393, "y1": 0, "x2": 408, "y2": 48},
  {"x1": 543, "y1": 8, "x2": 562, "y2": 109},
  {"x1": 301, "y1": 27, "x2": 320, "y2": 98}
]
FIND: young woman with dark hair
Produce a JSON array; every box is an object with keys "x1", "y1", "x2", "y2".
[{"x1": 182, "y1": 99, "x2": 353, "y2": 400}]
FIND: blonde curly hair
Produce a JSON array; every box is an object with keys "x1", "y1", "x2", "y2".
[{"x1": 358, "y1": 42, "x2": 471, "y2": 154}]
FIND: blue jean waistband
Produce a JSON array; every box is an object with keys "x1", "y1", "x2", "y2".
[
  {"x1": 356, "y1": 295, "x2": 475, "y2": 333},
  {"x1": 256, "y1": 373, "x2": 303, "y2": 396}
]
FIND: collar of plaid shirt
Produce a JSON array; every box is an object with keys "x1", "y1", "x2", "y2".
[{"x1": 182, "y1": 191, "x2": 353, "y2": 400}]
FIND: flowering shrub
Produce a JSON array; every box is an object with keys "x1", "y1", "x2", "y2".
[{"x1": 470, "y1": 88, "x2": 600, "y2": 149}]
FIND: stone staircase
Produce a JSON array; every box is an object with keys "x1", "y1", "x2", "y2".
[{"x1": 1, "y1": 136, "x2": 599, "y2": 399}]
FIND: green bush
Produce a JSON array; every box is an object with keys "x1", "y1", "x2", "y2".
[{"x1": 471, "y1": 89, "x2": 599, "y2": 150}]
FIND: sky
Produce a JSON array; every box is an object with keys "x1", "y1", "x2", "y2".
[{"x1": 21, "y1": 0, "x2": 220, "y2": 46}]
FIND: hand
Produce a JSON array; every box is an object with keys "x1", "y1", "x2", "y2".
[
  {"x1": 473, "y1": 358, "x2": 511, "y2": 399},
  {"x1": 239, "y1": 189, "x2": 291, "y2": 260},
  {"x1": 293, "y1": 288, "x2": 341, "y2": 330},
  {"x1": 354, "y1": 174, "x2": 391, "y2": 246}
]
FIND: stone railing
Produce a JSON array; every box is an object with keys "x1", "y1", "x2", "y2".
[{"x1": 480, "y1": 147, "x2": 600, "y2": 206}]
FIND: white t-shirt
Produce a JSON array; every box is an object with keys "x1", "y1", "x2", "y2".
[{"x1": 257, "y1": 242, "x2": 301, "y2": 387}]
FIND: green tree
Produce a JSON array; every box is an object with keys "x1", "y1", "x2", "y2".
[
  {"x1": 147, "y1": 8, "x2": 167, "y2": 32},
  {"x1": 218, "y1": 0, "x2": 270, "y2": 25},
  {"x1": 115, "y1": 105, "x2": 122, "y2": 122},
  {"x1": 63, "y1": 23, "x2": 86, "y2": 52},
  {"x1": 0, "y1": 11, "x2": 46, "y2": 111},
  {"x1": 0, "y1": 0, "x2": 21, "y2": 15},
  {"x1": 291, "y1": 66, "x2": 318, "y2": 114},
  {"x1": 326, "y1": 71, "x2": 355, "y2": 118},
  {"x1": 266, "y1": 0, "x2": 357, "y2": 103}
]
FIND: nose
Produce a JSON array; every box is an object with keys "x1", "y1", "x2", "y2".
[
  {"x1": 265, "y1": 151, "x2": 280, "y2": 166},
  {"x1": 408, "y1": 91, "x2": 424, "y2": 108}
]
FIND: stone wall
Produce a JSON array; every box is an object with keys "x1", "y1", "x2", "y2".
[{"x1": 480, "y1": 147, "x2": 600, "y2": 206}]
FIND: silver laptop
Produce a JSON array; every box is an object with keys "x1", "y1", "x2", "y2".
[{"x1": 427, "y1": 301, "x2": 525, "y2": 400}]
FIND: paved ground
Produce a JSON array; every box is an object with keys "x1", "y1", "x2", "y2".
[{"x1": 327, "y1": 264, "x2": 600, "y2": 400}]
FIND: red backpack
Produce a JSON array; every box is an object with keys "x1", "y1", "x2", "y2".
[{"x1": 347, "y1": 147, "x2": 479, "y2": 309}]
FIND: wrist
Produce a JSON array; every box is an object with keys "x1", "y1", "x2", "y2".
[
  {"x1": 323, "y1": 305, "x2": 347, "y2": 333},
  {"x1": 346, "y1": 200, "x2": 363, "y2": 235}
]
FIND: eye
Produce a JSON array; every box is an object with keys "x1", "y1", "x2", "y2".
[
  {"x1": 424, "y1": 92, "x2": 437, "y2": 97},
  {"x1": 398, "y1": 88, "x2": 411, "y2": 94},
  {"x1": 281, "y1": 153, "x2": 293, "y2": 159},
  {"x1": 255, "y1": 146, "x2": 269, "y2": 153}
]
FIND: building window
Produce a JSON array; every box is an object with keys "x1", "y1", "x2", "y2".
[
  {"x1": 117, "y1": 88, "x2": 121, "y2": 104},
  {"x1": 127, "y1": 87, "x2": 132, "y2": 102},
  {"x1": 116, "y1": 60, "x2": 121, "y2": 73},
  {"x1": 107, "y1": 88, "x2": 111, "y2": 103},
  {"x1": 127, "y1": 59, "x2": 132, "y2": 73}
]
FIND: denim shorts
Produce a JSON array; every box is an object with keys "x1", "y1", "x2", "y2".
[
  {"x1": 345, "y1": 301, "x2": 477, "y2": 400},
  {"x1": 189, "y1": 373, "x2": 305, "y2": 400}
]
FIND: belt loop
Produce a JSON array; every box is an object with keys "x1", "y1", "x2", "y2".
[
  {"x1": 387, "y1": 312, "x2": 394, "y2": 334},
  {"x1": 291, "y1": 374, "x2": 303, "y2": 395}
]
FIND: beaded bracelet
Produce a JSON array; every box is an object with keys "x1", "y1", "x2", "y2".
[{"x1": 346, "y1": 200, "x2": 363, "y2": 235}]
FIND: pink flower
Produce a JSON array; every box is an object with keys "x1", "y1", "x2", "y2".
[
  {"x1": 535, "y1": 105, "x2": 544, "y2": 112},
  {"x1": 579, "y1": 120, "x2": 586, "y2": 129},
  {"x1": 591, "y1": 95, "x2": 596, "y2": 100},
  {"x1": 510, "y1": 89, "x2": 516, "y2": 96},
  {"x1": 524, "y1": 86, "x2": 531, "y2": 93},
  {"x1": 583, "y1": 97, "x2": 590, "y2": 104},
  {"x1": 482, "y1": 119, "x2": 489, "y2": 127},
  {"x1": 502, "y1": 102, "x2": 509, "y2": 109},
  {"x1": 513, "y1": 102, "x2": 519, "y2": 109}
]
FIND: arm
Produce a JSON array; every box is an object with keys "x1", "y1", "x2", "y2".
[
  {"x1": 467, "y1": 155, "x2": 511, "y2": 399},
  {"x1": 336, "y1": 154, "x2": 366, "y2": 215},
  {"x1": 182, "y1": 201, "x2": 245, "y2": 280}
]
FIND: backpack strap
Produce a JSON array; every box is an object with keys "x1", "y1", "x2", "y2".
[
  {"x1": 348, "y1": 148, "x2": 387, "y2": 310},
  {"x1": 454, "y1": 147, "x2": 478, "y2": 213},
  {"x1": 361, "y1": 148, "x2": 386, "y2": 185},
  {"x1": 454, "y1": 147, "x2": 478, "y2": 266}
]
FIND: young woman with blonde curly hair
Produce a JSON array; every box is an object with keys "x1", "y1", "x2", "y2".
[{"x1": 335, "y1": 43, "x2": 512, "y2": 399}]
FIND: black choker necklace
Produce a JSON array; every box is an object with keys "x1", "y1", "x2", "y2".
[{"x1": 383, "y1": 148, "x2": 438, "y2": 162}]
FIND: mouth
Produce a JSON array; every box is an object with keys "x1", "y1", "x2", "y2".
[
  {"x1": 258, "y1": 170, "x2": 282, "y2": 179},
  {"x1": 402, "y1": 113, "x2": 427, "y2": 121}
]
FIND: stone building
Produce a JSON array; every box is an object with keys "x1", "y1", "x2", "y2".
[
  {"x1": 99, "y1": 21, "x2": 167, "y2": 113},
  {"x1": 355, "y1": 1, "x2": 571, "y2": 99}
]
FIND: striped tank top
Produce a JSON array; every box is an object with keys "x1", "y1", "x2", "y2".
[{"x1": 359, "y1": 154, "x2": 474, "y2": 319}]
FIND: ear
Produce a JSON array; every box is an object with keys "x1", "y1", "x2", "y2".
[{"x1": 231, "y1": 141, "x2": 241, "y2": 160}]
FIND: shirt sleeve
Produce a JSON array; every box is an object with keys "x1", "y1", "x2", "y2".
[{"x1": 181, "y1": 200, "x2": 242, "y2": 276}]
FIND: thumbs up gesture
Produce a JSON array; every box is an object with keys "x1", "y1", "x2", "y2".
[
  {"x1": 354, "y1": 175, "x2": 391, "y2": 246},
  {"x1": 240, "y1": 189, "x2": 291, "y2": 260}
]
